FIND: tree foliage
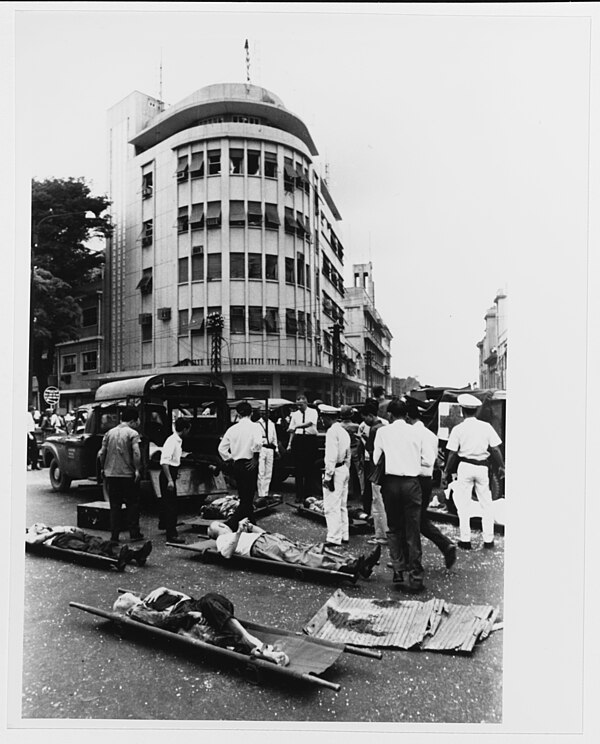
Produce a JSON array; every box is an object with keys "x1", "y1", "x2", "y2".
[{"x1": 30, "y1": 177, "x2": 112, "y2": 397}]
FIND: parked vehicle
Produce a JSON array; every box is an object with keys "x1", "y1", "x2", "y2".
[{"x1": 41, "y1": 373, "x2": 229, "y2": 496}]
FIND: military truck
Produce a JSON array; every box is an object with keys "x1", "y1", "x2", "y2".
[{"x1": 40, "y1": 373, "x2": 229, "y2": 497}]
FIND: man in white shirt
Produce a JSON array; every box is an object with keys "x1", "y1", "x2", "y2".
[
  {"x1": 320, "y1": 405, "x2": 351, "y2": 547},
  {"x1": 159, "y1": 417, "x2": 192, "y2": 543},
  {"x1": 287, "y1": 393, "x2": 319, "y2": 503},
  {"x1": 406, "y1": 403, "x2": 457, "y2": 569},
  {"x1": 256, "y1": 413, "x2": 278, "y2": 500},
  {"x1": 442, "y1": 394, "x2": 505, "y2": 549},
  {"x1": 218, "y1": 401, "x2": 263, "y2": 528},
  {"x1": 373, "y1": 399, "x2": 432, "y2": 593},
  {"x1": 27, "y1": 406, "x2": 39, "y2": 470}
]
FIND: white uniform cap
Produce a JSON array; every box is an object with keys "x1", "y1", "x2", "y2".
[
  {"x1": 457, "y1": 393, "x2": 482, "y2": 409},
  {"x1": 318, "y1": 404, "x2": 340, "y2": 414}
]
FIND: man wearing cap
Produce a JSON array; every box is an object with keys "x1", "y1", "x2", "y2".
[
  {"x1": 442, "y1": 394, "x2": 505, "y2": 549},
  {"x1": 372, "y1": 399, "x2": 433, "y2": 593},
  {"x1": 287, "y1": 393, "x2": 319, "y2": 503},
  {"x1": 320, "y1": 404, "x2": 351, "y2": 547},
  {"x1": 406, "y1": 403, "x2": 457, "y2": 569}
]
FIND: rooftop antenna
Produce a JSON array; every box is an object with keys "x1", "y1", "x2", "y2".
[
  {"x1": 158, "y1": 48, "x2": 163, "y2": 104},
  {"x1": 244, "y1": 39, "x2": 251, "y2": 92},
  {"x1": 324, "y1": 162, "x2": 330, "y2": 185}
]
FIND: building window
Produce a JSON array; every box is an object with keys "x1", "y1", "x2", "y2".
[
  {"x1": 284, "y1": 207, "x2": 296, "y2": 235},
  {"x1": 178, "y1": 257, "x2": 188, "y2": 284},
  {"x1": 177, "y1": 206, "x2": 189, "y2": 233},
  {"x1": 265, "y1": 307, "x2": 279, "y2": 333},
  {"x1": 296, "y1": 253, "x2": 305, "y2": 286},
  {"x1": 142, "y1": 219, "x2": 153, "y2": 247},
  {"x1": 208, "y1": 149, "x2": 221, "y2": 175},
  {"x1": 229, "y1": 201, "x2": 246, "y2": 227},
  {"x1": 206, "y1": 201, "x2": 222, "y2": 227},
  {"x1": 265, "y1": 203, "x2": 280, "y2": 230},
  {"x1": 248, "y1": 253, "x2": 262, "y2": 280},
  {"x1": 178, "y1": 309, "x2": 189, "y2": 336},
  {"x1": 190, "y1": 152, "x2": 204, "y2": 179},
  {"x1": 191, "y1": 252, "x2": 204, "y2": 281},
  {"x1": 81, "y1": 350, "x2": 98, "y2": 370},
  {"x1": 264, "y1": 151, "x2": 277, "y2": 178},
  {"x1": 247, "y1": 202, "x2": 262, "y2": 227},
  {"x1": 62, "y1": 354, "x2": 77, "y2": 373},
  {"x1": 298, "y1": 310, "x2": 306, "y2": 337},
  {"x1": 306, "y1": 312, "x2": 312, "y2": 336},
  {"x1": 190, "y1": 203, "x2": 204, "y2": 230},
  {"x1": 190, "y1": 307, "x2": 204, "y2": 334},
  {"x1": 249, "y1": 306, "x2": 263, "y2": 333},
  {"x1": 81, "y1": 306, "x2": 98, "y2": 327},
  {"x1": 295, "y1": 211, "x2": 307, "y2": 239},
  {"x1": 265, "y1": 255, "x2": 278, "y2": 280},
  {"x1": 295, "y1": 164, "x2": 310, "y2": 195},
  {"x1": 285, "y1": 309, "x2": 297, "y2": 336},
  {"x1": 285, "y1": 257, "x2": 295, "y2": 284},
  {"x1": 230, "y1": 253, "x2": 245, "y2": 279},
  {"x1": 176, "y1": 155, "x2": 189, "y2": 182},
  {"x1": 229, "y1": 148, "x2": 244, "y2": 175},
  {"x1": 305, "y1": 265, "x2": 311, "y2": 290},
  {"x1": 207, "y1": 254, "x2": 221, "y2": 280},
  {"x1": 142, "y1": 172, "x2": 153, "y2": 198},
  {"x1": 284, "y1": 158, "x2": 296, "y2": 192},
  {"x1": 247, "y1": 150, "x2": 260, "y2": 176},
  {"x1": 136, "y1": 268, "x2": 153, "y2": 295},
  {"x1": 230, "y1": 306, "x2": 245, "y2": 334}
]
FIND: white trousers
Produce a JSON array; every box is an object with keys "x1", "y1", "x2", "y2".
[
  {"x1": 370, "y1": 482, "x2": 389, "y2": 540},
  {"x1": 453, "y1": 462, "x2": 495, "y2": 543},
  {"x1": 323, "y1": 465, "x2": 349, "y2": 545},
  {"x1": 257, "y1": 448, "x2": 274, "y2": 499}
]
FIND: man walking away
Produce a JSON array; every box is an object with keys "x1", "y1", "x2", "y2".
[
  {"x1": 159, "y1": 417, "x2": 192, "y2": 544},
  {"x1": 257, "y1": 411, "x2": 278, "y2": 500},
  {"x1": 373, "y1": 399, "x2": 432, "y2": 594},
  {"x1": 442, "y1": 393, "x2": 505, "y2": 549},
  {"x1": 287, "y1": 393, "x2": 319, "y2": 503},
  {"x1": 320, "y1": 404, "x2": 351, "y2": 548},
  {"x1": 218, "y1": 401, "x2": 263, "y2": 529},
  {"x1": 406, "y1": 403, "x2": 457, "y2": 569},
  {"x1": 99, "y1": 406, "x2": 144, "y2": 543},
  {"x1": 361, "y1": 403, "x2": 388, "y2": 545}
]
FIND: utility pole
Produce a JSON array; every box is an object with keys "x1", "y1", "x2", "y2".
[
  {"x1": 332, "y1": 322, "x2": 342, "y2": 406},
  {"x1": 207, "y1": 312, "x2": 224, "y2": 377}
]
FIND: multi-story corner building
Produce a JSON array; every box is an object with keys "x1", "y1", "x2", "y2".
[
  {"x1": 343, "y1": 262, "x2": 392, "y2": 397},
  {"x1": 93, "y1": 82, "x2": 358, "y2": 402},
  {"x1": 476, "y1": 288, "x2": 507, "y2": 390}
]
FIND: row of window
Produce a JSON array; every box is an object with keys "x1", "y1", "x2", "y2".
[
  {"x1": 177, "y1": 306, "x2": 314, "y2": 338},
  {"x1": 322, "y1": 291, "x2": 344, "y2": 324},
  {"x1": 322, "y1": 255, "x2": 345, "y2": 296},
  {"x1": 61, "y1": 350, "x2": 98, "y2": 373}
]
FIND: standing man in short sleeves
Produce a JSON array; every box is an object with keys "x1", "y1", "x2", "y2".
[
  {"x1": 287, "y1": 393, "x2": 319, "y2": 504},
  {"x1": 442, "y1": 394, "x2": 505, "y2": 549}
]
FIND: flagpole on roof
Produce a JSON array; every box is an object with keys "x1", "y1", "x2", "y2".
[{"x1": 245, "y1": 38, "x2": 251, "y2": 92}]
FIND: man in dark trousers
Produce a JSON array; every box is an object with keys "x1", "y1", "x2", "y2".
[
  {"x1": 218, "y1": 401, "x2": 263, "y2": 529},
  {"x1": 372, "y1": 399, "x2": 432, "y2": 594},
  {"x1": 159, "y1": 417, "x2": 192, "y2": 544},
  {"x1": 287, "y1": 393, "x2": 319, "y2": 503},
  {"x1": 98, "y1": 406, "x2": 144, "y2": 543}
]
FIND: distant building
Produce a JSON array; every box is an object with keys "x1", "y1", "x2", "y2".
[
  {"x1": 343, "y1": 262, "x2": 392, "y2": 397},
  {"x1": 476, "y1": 289, "x2": 507, "y2": 390},
  {"x1": 391, "y1": 376, "x2": 421, "y2": 398}
]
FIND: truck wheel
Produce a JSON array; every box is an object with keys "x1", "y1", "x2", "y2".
[{"x1": 49, "y1": 459, "x2": 72, "y2": 492}]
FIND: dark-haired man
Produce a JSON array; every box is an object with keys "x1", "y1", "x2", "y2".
[
  {"x1": 99, "y1": 406, "x2": 144, "y2": 543},
  {"x1": 287, "y1": 393, "x2": 319, "y2": 503},
  {"x1": 373, "y1": 399, "x2": 432, "y2": 593},
  {"x1": 218, "y1": 401, "x2": 263, "y2": 529},
  {"x1": 159, "y1": 417, "x2": 192, "y2": 544}
]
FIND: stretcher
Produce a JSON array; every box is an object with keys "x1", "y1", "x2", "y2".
[
  {"x1": 179, "y1": 497, "x2": 282, "y2": 535},
  {"x1": 426, "y1": 507, "x2": 505, "y2": 536},
  {"x1": 69, "y1": 589, "x2": 381, "y2": 692},
  {"x1": 167, "y1": 536, "x2": 358, "y2": 584},
  {"x1": 289, "y1": 502, "x2": 374, "y2": 534},
  {"x1": 25, "y1": 539, "x2": 126, "y2": 572}
]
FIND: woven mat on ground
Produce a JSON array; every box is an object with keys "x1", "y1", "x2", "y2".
[{"x1": 303, "y1": 589, "x2": 499, "y2": 653}]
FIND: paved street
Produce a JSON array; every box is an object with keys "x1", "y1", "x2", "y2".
[{"x1": 22, "y1": 469, "x2": 503, "y2": 722}]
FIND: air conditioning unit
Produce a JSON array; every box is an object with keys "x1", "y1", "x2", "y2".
[
  {"x1": 157, "y1": 307, "x2": 171, "y2": 321},
  {"x1": 141, "y1": 236, "x2": 152, "y2": 247},
  {"x1": 192, "y1": 245, "x2": 204, "y2": 255},
  {"x1": 138, "y1": 313, "x2": 152, "y2": 325}
]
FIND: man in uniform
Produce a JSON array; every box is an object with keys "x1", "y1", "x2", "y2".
[
  {"x1": 99, "y1": 406, "x2": 144, "y2": 543},
  {"x1": 373, "y1": 399, "x2": 432, "y2": 593},
  {"x1": 256, "y1": 410, "x2": 278, "y2": 500},
  {"x1": 287, "y1": 393, "x2": 319, "y2": 503},
  {"x1": 442, "y1": 393, "x2": 505, "y2": 549},
  {"x1": 159, "y1": 417, "x2": 192, "y2": 544},
  {"x1": 320, "y1": 404, "x2": 351, "y2": 548},
  {"x1": 218, "y1": 401, "x2": 263, "y2": 529}
]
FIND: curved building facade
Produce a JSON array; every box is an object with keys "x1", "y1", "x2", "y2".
[{"x1": 101, "y1": 83, "x2": 360, "y2": 401}]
